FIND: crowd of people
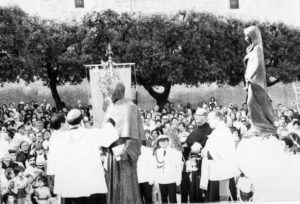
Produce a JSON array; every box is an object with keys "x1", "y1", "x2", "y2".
[
  {"x1": 0, "y1": 96, "x2": 300, "y2": 204},
  {"x1": 0, "y1": 100, "x2": 90, "y2": 204},
  {"x1": 138, "y1": 98, "x2": 300, "y2": 203}
]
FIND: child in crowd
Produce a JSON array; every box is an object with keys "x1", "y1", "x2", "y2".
[
  {"x1": 1, "y1": 168, "x2": 16, "y2": 195},
  {"x1": 2, "y1": 193, "x2": 16, "y2": 204},
  {"x1": 35, "y1": 133, "x2": 44, "y2": 145},
  {"x1": 42, "y1": 130, "x2": 51, "y2": 152},
  {"x1": 34, "y1": 176, "x2": 51, "y2": 204},
  {"x1": 35, "y1": 144, "x2": 47, "y2": 171},
  {"x1": 25, "y1": 155, "x2": 43, "y2": 180},
  {"x1": 25, "y1": 174, "x2": 35, "y2": 204},
  {"x1": 154, "y1": 135, "x2": 182, "y2": 204},
  {"x1": 232, "y1": 128, "x2": 241, "y2": 148},
  {"x1": 237, "y1": 173, "x2": 254, "y2": 202},
  {"x1": 11, "y1": 166, "x2": 28, "y2": 204},
  {"x1": 178, "y1": 122, "x2": 189, "y2": 144},
  {"x1": 29, "y1": 132, "x2": 37, "y2": 145}
]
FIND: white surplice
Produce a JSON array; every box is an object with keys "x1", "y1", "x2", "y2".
[
  {"x1": 137, "y1": 146, "x2": 156, "y2": 184},
  {"x1": 53, "y1": 123, "x2": 118, "y2": 198}
]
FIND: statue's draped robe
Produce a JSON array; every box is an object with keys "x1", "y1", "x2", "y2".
[
  {"x1": 244, "y1": 26, "x2": 276, "y2": 134},
  {"x1": 106, "y1": 99, "x2": 146, "y2": 204},
  {"x1": 239, "y1": 26, "x2": 300, "y2": 202}
]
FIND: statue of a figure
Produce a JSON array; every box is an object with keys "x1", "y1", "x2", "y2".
[{"x1": 243, "y1": 26, "x2": 277, "y2": 135}]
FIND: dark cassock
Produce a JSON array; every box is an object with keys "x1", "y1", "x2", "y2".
[
  {"x1": 243, "y1": 25, "x2": 276, "y2": 135},
  {"x1": 181, "y1": 122, "x2": 212, "y2": 203},
  {"x1": 52, "y1": 109, "x2": 119, "y2": 204},
  {"x1": 106, "y1": 82, "x2": 146, "y2": 204}
]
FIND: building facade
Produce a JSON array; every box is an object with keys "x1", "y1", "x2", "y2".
[{"x1": 1, "y1": 0, "x2": 300, "y2": 26}]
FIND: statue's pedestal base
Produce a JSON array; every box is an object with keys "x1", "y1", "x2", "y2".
[
  {"x1": 237, "y1": 135, "x2": 300, "y2": 202},
  {"x1": 244, "y1": 128, "x2": 277, "y2": 139}
]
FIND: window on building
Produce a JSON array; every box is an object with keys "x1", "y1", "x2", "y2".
[
  {"x1": 75, "y1": 0, "x2": 84, "y2": 8},
  {"x1": 230, "y1": 0, "x2": 239, "y2": 9}
]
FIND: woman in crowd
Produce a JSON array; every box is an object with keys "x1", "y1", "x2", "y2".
[{"x1": 16, "y1": 141, "x2": 31, "y2": 167}]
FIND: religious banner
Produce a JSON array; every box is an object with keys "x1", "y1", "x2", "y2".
[{"x1": 85, "y1": 45, "x2": 135, "y2": 127}]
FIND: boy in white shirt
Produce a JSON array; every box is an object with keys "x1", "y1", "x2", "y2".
[{"x1": 154, "y1": 135, "x2": 182, "y2": 203}]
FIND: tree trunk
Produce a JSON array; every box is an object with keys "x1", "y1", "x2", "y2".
[
  {"x1": 49, "y1": 76, "x2": 63, "y2": 111},
  {"x1": 142, "y1": 82, "x2": 171, "y2": 110},
  {"x1": 47, "y1": 65, "x2": 63, "y2": 111}
]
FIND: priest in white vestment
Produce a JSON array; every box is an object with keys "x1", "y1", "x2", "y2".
[{"x1": 52, "y1": 109, "x2": 118, "y2": 204}]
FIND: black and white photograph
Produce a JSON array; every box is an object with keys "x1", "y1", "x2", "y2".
[{"x1": 1, "y1": 0, "x2": 300, "y2": 203}]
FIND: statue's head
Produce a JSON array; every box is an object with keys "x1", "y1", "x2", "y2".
[{"x1": 244, "y1": 26, "x2": 262, "y2": 47}]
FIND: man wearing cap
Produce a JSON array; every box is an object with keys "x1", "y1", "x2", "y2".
[
  {"x1": 105, "y1": 82, "x2": 146, "y2": 204},
  {"x1": 52, "y1": 109, "x2": 119, "y2": 204},
  {"x1": 181, "y1": 108, "x2": 212, "y2": 203}
]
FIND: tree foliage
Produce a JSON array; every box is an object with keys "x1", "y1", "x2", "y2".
[
  {"x1": 83, "y1": 10, "x2": 298, "y2": 107},
  {"x1": 256, "y1": 23, "x2": 300, "y2": 85},
  {"x1": 27, "y1": 18, "x2": 88, "y2": 109},
  {"x1": 1, "y1": 7, "x2": 300, "y2": 108},
  {"x1": 0, "y1": 6, "x2": 32, "y2": 84},
  {"x1": 0, "y1": 6, "x2": 88, "y2": 109}
]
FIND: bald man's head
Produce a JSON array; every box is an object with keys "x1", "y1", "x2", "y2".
[
  {"x1": 195, "y1": 108, "x2": 207, "y2": 117},
  {"x1": 67, "y1": 109, "x2": 83, "y2": 126},
  {"x1": 207, "y1": 110, "x2": 224, "y2": 129}
]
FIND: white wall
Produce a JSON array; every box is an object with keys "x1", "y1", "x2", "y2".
[{"x1": 1, "y1": 0, "x2": 300, "y2": 27}]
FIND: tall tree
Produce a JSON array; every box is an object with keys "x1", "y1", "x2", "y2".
[
  {"x1": 257, "y1": 22, "x2": 300, "y2": 86},
  {"x1": 27, "y1": 18, "x2": 88, "y2": 110},
  {"x1": 0, "y1": 6, "x2": 34, "y2": 84},
  {"x1": 2, "y1": 7, "x2": 300, "y2": 109},
  {"x1": 1, "y1": 7, "x2": 88, "y2": 110},
  {"x1": 82, "y1": 10, "x2": 300, "y2": 108},
  {"x1": 83, "y1": 11, "x2": 185, "y2": 108}
]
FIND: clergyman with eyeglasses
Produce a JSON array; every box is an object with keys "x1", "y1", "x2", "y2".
[{"x1": 181, "y1": 108, "x2": 212, "y2": 203}]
